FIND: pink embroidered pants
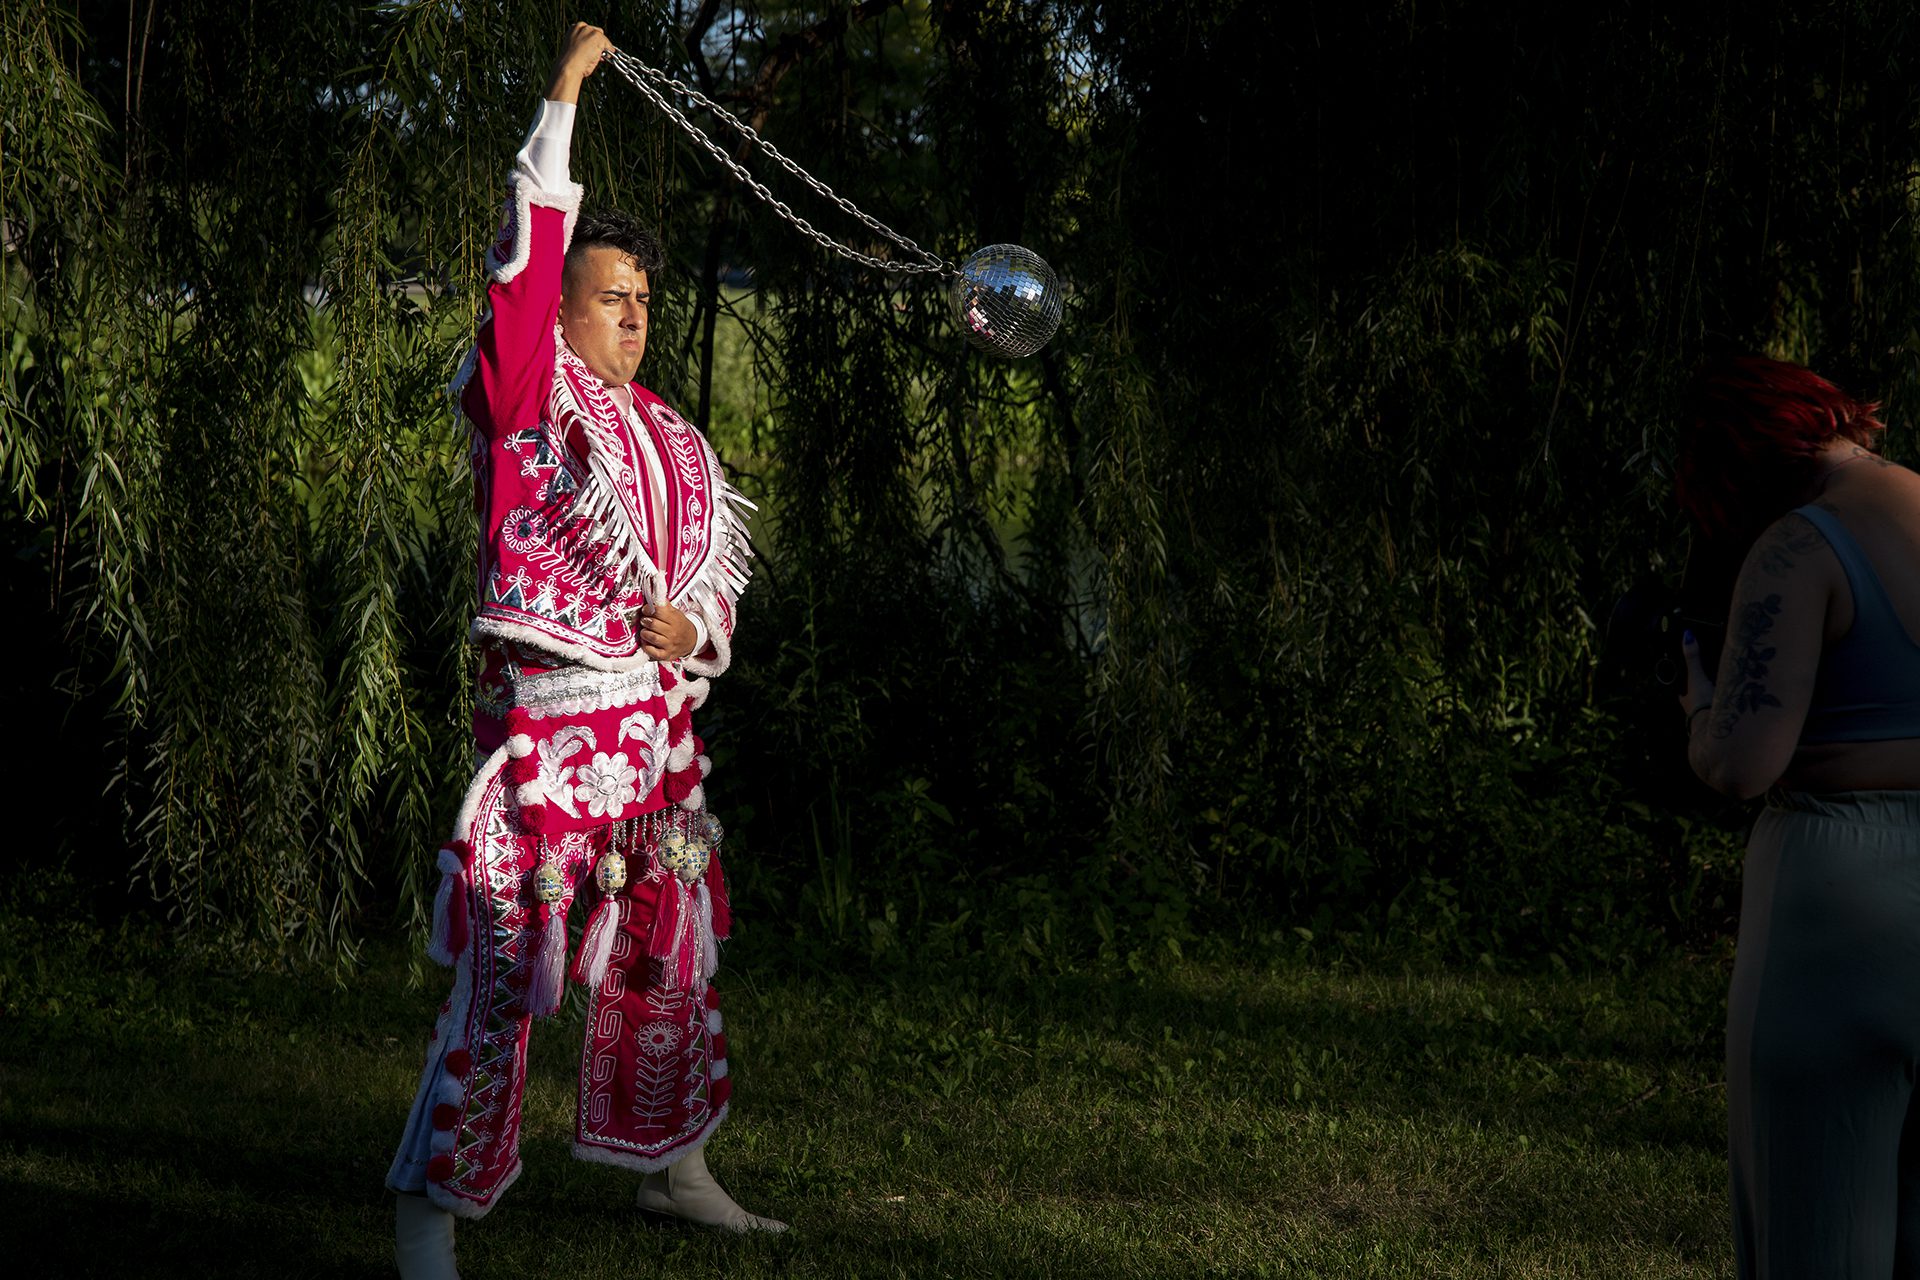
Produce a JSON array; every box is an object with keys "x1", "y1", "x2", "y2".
[{"x1": 386, "y1": 767, "x2": 731, "y2": 1219}]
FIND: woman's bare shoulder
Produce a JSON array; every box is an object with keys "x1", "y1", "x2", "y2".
[{"x1": 1742, "y1": 510, "x2": 1840, "y2": 583}]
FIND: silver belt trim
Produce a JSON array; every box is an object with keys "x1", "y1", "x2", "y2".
[{"x1": 510, "y1": 662, "x2": 661, "y2": 717}]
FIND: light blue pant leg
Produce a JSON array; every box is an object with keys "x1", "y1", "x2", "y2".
[{"x1": 1728, "y1": 792, "x2": 1920, "y2": 1279}]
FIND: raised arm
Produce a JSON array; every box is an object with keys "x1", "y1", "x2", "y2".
[
  {"x1": 1681, "y1": 512, "x2": 1832, "y2": 798},
  {"x1": 544, "y1": 22, "x2": 611, "y2": 104},
  {"x1": 459, "y1": 25, "x2": 610, "y2": 437}
]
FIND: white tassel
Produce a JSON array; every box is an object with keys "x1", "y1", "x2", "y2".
[
  {"x1": 426, "y1": 846, "x2": 467, "y2": 968},
  {"x1": 670, "y1": 880, "x2": 699, "y2": 988},
  {"x1": 427, "y1": 872, "x2": 457, "y2": 968},
  {"x1": 577, "y1": 899, "x2": 622, "y2": 991},
  {"x1": 528, "y1": 910, "x2": 569, "y2": 1018},
  {"x1": 695, "y1": 881, "x2": 720, "y2": 986},
  {"x1": 505, "y1": 733, "x2": 534, "y2": 758}
]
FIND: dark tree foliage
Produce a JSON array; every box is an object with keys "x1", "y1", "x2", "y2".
[{"x1": 5, "y1": 0, "x2": 1918, "y2": 966}]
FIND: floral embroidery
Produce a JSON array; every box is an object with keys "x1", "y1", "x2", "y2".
[
  {"x1": 635, "y1": 1021, "x2": 683, "y2": 1059},
  {"x1": 502, "y1": 506, "x2": 547, "y2": 554},
  {"x1": 536, "y1": 725, "x2": 596, "y2": 819},
  {"x1": 574, "y1": 751, "x2": 639, "y2": 819}
]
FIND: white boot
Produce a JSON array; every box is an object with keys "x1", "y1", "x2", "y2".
[
  {"x1": 395, "y1": 1192, "x2": 461, "y2": 1280},
  {"x1": 636, "y1": 1147, "x2": 788, "y2": 1233}
]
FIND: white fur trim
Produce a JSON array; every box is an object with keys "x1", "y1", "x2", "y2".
[
  {"x1": 679, "y1": 474, "x2": 752, "y2": 680},
  {"x1": 660, "y1": 675, "x2": 712, "y2": 720},
  {"x1": 505, "y1": 733, "x2": 534, "y2": 758},
  {"x1": 468, "y1": 616, "x2": 659, "y2": 672},
  {"x1": 666, "y1": 739, "x2": 696, "y2": 772},
  {"x1": 514, "y1": 780, "x2": 544, "y2": 808},
  {"x1": 425, "y1": 1161, "x2": 522, "y2": 1221},
  {"x1": 711, "y1": 1058, "x2": 729, "y2": 1081},
  {"x1": 706, "y1": 1008, "x2": 723, "y2": 1035},
  {"x1": 386, "y1": 931, "x2": 475, "y2": 1196},
  {"x1": 570, "y1": 1100, "x2": 729, "y2": 1175},
  {"x1": 449, "y1": 746, "x2": 510, "y2": 848},
  {"x1": 679, "y1": 783, "x2": 706, "y2": 813},
  {"x1": 696, "y1": 754, "x2": 712, "y2": 779},
  {"x1": 485, "y1": 172, "x2": 583, "y2": 284},
  {"x1": 681, "y1": 600, "x2": 733, "y2": 680}
]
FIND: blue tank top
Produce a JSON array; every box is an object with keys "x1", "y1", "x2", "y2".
[{"x1": 1794, "y1": 503, "x2": 1920, "y2": 743}]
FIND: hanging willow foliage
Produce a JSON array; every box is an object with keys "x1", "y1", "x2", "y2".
[{"x1": 8, "y1": 1, "x2": 1920, "y2": 963}]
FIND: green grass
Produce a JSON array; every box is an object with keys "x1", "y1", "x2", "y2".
[{"x1": 0, "y1": 918, "x2": 1733, "y2": 1278}]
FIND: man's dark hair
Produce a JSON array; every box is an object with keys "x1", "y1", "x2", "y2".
[{"x1": 564, "y1": 209, "x2": 664, "y2": 288}]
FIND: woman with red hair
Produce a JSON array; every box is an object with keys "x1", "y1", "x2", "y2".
[{"x1": 1677, "y1": 355, "x2": 1920, "y2": 1274}]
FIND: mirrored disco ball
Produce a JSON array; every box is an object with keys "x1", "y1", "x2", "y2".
[{"x1": 950, "y1": 244, "x2": 1064, "y2": 358}]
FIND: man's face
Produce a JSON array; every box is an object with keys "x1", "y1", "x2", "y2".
[{"x1": 559, "y1": 245, "x2": 649, "y2": 386}]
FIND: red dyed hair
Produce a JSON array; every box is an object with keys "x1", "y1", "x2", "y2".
[{"x1": 1676, "y1": 355, "x2": 1885, "y2": 540}]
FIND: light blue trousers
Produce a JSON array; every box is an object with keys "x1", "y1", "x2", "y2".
[{"x1": 1729, "y1": 790, "x2": 1920, "y2": 1278}]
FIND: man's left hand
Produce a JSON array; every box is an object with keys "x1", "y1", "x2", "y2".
[{"x1": 639, "y1": 601, "x2": 699, "y2": 662}]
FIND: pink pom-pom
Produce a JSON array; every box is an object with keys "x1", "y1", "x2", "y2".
[
  {"x1": 518, "y1": 799, "x2": 549, "y2": 833},
  {"x1": 429, "y1": 868, "x2": 469, "y2": 965}
]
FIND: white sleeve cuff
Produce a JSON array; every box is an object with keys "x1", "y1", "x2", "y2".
[
  {"x1": 514, "y1": 99, "x2": 577, "y2": 194},
  {"x1": 689, "y1": 611, "x2": 710, "y2": 658}
]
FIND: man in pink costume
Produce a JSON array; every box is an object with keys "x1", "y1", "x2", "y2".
[{"x1": 389, "y1": 25, "x2": 784, "y2": 1278}]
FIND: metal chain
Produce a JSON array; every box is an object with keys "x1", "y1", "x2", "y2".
[{"x1": 604, "y1": 47, "x2": 952, "y2": 278}]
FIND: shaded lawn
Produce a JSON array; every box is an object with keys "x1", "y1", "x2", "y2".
[{"x1": 0, "y1": 922, "x2": 1732, "y2": 1278}]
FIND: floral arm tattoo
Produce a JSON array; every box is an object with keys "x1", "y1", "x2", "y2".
[{"x1": 1709, "y1": 593, "x2": 1784, "y2": 740}]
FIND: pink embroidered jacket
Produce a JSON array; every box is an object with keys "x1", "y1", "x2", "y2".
[{"x1": 448, "y1": 134, "x2": 752, "y2": 833}]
